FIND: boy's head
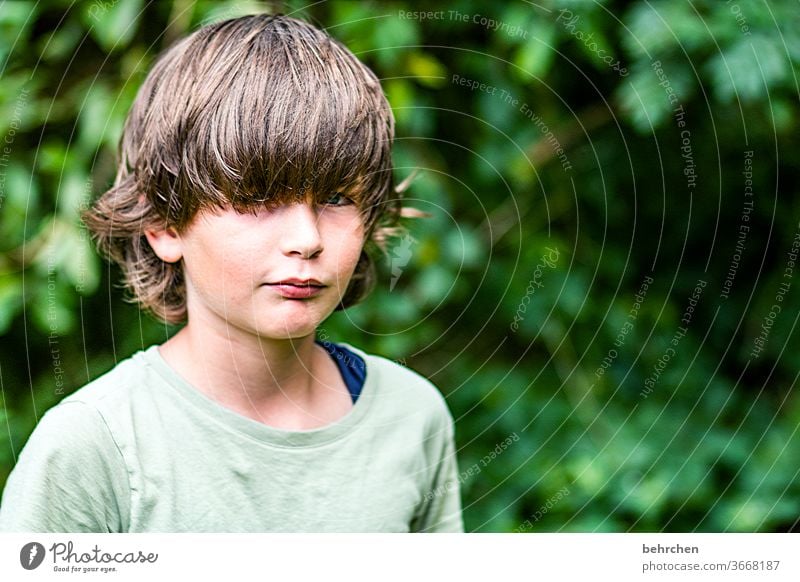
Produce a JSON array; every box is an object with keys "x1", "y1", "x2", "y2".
[{"x1": 84, "y1": 14, "x2": 408, "y2": 324}]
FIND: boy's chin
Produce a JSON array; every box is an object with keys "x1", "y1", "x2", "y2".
[
  {"x1": 269, "y1": 324, "x2": 318, "y2": 340},
  {"x1": 247, "y1": 317, "x2": 325, "y2": 342},
  {"x1": 234, "y1": 296, "x2": 341, "y2": 340}
]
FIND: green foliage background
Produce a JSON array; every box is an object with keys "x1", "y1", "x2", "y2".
[{"x1": 1, "y1": 0, "x2": 799, "y2": 531}]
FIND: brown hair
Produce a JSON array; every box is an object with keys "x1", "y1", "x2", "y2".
[{"x1": 83, "y1": 13, "x2": 421, "y2": 324}]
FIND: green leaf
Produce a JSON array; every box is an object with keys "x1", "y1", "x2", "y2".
[
  {"x1": 0, "y1": 1, "x2": 36, "y2": 64},
  {"x1": 623, "y1": 1, "x2": 709, "y2": 58},
  {"x1": 513, "y1": 18, "x2": 556, "y2": 80},
  {"x1": 385, "y1": 78, "x2": 415, "y2": 130},
  {"x1": 39, "y1": 20, "x2": 83, "y2": 62},
  {"x1": 442, "y1": 226, "x2": 484, "y2": 268},
  {"x1": 57, "y1": 171, "x2": 92, "y2": 221},
  {"x1": 0, "y1": 79, "x2": 33, "y2": 137},
  {"x1": 30, "y1": 216, "x2": 98, "y2": 294},
  {"x1": 616, "y1": 59, "x2": 693, "y2": 132},
  {"x1": 406, "y1": 52, "x2": 447, "y2": 88},
  {"x1": 370, "y1": 15, "x2": 420, "y2": 69},
  {"x1": 706, "y1": 36, "x2": 789, "y2": 103},
  {"x1": 0, "y1": 164, "x2": 40, "y2": 247},
  {"x1": 85, "y1": 0, "x2": 144, "y2": 52},
  {"x1": 0, "y1": 274, "x2": 23, "y2": 335},
  {"x1": 29, "y1": 273, "x2": 76, "y2": 336},
  {"x1": 78, "y1": 82, "x2": 113, "y2": 152},
  {"x1": 414, "y1": 264, "x2": 456, "y2": 306}
]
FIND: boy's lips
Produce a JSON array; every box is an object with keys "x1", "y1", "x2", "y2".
[
  {"x1": 265, "y1": 278, "x2": 326, "y2": 299},
  {"x1": 270, "y1": 278, "x2": 325, "y2": 286}
]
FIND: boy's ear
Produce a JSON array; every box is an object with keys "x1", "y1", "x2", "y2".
[{"x1": 144, "y1": 226, "x2": 183, "y2": 263}]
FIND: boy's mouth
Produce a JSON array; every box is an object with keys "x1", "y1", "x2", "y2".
[
  {"x1": 269, "y1": 278, "x2": 325, "y2": 287},
  {"x1": 266, "y1": 278, "x2": 326, "y2": 299}
]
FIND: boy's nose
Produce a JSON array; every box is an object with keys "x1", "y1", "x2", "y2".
[{"x1": 278, "y1": 202, "x2": 324, "y2": 259}]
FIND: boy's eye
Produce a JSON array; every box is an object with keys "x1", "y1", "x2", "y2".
[{"x1": 325, "y1": 192, "x2": 353, "y2": 206}]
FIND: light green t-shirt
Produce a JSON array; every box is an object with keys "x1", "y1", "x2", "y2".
[{"x1": 0, "y1": 343, "x2": 463, "y2": 532}]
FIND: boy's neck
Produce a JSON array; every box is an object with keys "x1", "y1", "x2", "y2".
[{"x1": 157, "y1": 324, "x2": 353, "y2": 430}]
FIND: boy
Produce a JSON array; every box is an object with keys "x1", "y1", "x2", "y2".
[{"x1": 0, "y1": 14, "x2": 463, "y2": 533}]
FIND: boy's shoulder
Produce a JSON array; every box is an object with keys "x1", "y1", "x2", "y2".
[
  {"x1": 340, "y1": 342, "x2": 455, "y2": 428},
  {"x1": 16, "y1": 350, "x2": 152, "y2": 454},
  {"x1": 59, "y1": 348, "x2": 152, "y2": 410}
]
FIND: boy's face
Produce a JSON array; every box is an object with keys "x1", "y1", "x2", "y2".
[{"x1": 151, "y1": 198, "x2": 365, "y2": 340}]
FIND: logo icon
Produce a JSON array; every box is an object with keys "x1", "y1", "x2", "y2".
[
  {"x1": 388, "y1": 233, "x2": 416, "y2": 291},
  {"x1": 20, "y1": 542, "x2": 45, "y2": 570}
]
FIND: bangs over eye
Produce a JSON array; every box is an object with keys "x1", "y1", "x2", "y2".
[{"x1": 130, "y1": 15, "x2": 394, "y2": 237}]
